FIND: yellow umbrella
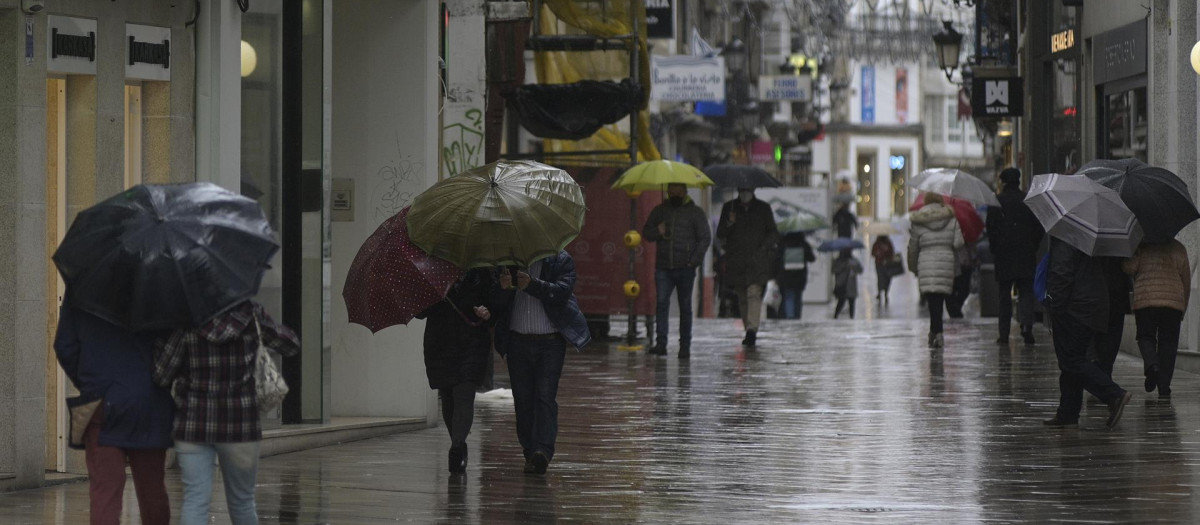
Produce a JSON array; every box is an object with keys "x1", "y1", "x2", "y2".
[{"x1": 610, "y1": 160, "x2": 714, "y2": 192}]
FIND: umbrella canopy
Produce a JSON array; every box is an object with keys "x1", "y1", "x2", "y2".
[
  {"x1": 610, "y1": 160, "x2": 714, "y2": 192},
  {"x1": 702, "y1": 164, "x2": 783, "y2": 188},
  {"x1": 863, "y1": 221, "x2": 902, "y2": 236},
  {"x1": 773, "y1": 204, "x2": 829, "y2": 233},
  {"x1": 909, "y1": 193, "x2": 984, "y2": 243},
  {"x1": 909, "y1": 168, "x2": 1001, "y2": 207},
  {"x1": 1076, "y1": 159, "x2": 1200, "y2": 243},
  {"x1": 1024, "y1": 173, "x2": 1143, "y2": 257},
  {"x1": 817, "y1": 238, "x2": 865, "y2": 252},
  {"x1": 343, "y1": 207, "x2": 463, "y2": 333},
  {"x1": 408, "y1": 160, "x2": 587, "y2": 268},
  {"x1": 52, "y1": 182, "x2": 279, "y2": 331}
]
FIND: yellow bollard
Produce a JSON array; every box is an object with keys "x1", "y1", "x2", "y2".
[{"x1": 623, "y1": 230, "x2": 642, "y2": 248}]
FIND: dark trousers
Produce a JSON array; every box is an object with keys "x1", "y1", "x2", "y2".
[
  {"x1": 834, "y1": 296, "x2": 856, "y2": 318},
  {"x1": 946, "y1": 266, "x2": 971, "y2": 317},
  {"x1": 925, "y1": 293, "x2": 947, "y2": 334},
  {"x1": 655, "y1": 267, "x2": 696, "y2": 347},
  {"x1": 84, "y1": 407, "x2": 170, "y2": 525},
  {"x1": 780, "y1": 285, "x2": 805, "y2": 319},
  {"x1": 1051, "y1": 313, "x2": 1126, "y2": 422},
  {"x1": 997, "y1": 278, "x2": 1035, "y2": 337},
  {"x1": 1135, "y1": 307, "x2": 1184, "y2": 394},
  {"x1": 1094, "y1": 311, "x2": 1126, "y2": 377},
  {"x1": 506, "y1": 335, "x2": 567, "y2": 460},
  {"x1": 438, "y1": 383, "x2": 477, "y2": 447}
]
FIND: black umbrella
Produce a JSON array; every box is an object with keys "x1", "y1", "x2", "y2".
[
  {"x1": 52, "y1": 182, "x2": 279, "y2": 331},
  {"x1": 702, "y1": 164, "x2": 783, "y2": 188},
  {"x1": 1077, "y1": 158, "x2": 1200, "y2": 243}
]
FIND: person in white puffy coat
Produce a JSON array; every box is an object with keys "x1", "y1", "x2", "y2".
[{"x1": 907, "y1": 193, "x2": 964, "y2": 348}]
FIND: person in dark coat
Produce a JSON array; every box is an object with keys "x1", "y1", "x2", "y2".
[
  {"x1": 1093, "y1": 257, "x2": 1132, "y2": 379},
  {"x1": 642, "y1": 183, "x2": 712, "y2": 357},
  {"x1": 491, "y1": 250, "x2": 591, "y2": 475},
  {"x1": 832, "y1": 202, "x2": 857, "y2": 238},
  {"x1": 774, "y1": 231, "x2": 816, "y2": 319},
  {"x1": 1041, "y1": 238, "x2": 1131, "y2": 429},
  {"x1": 54, "y1": 302, "x2": 175, "y2": 525},
  {"x1": 717, "y1": 188, "x2": 780, "y2": 346},
  {"x1": 986, "y1": 167, "x2": 1044, "y2": 344},
  {"x1": 870, "y1": 235, "x2": 896, "y2": 303},
  {"x1": 832, "y1": 249, "x2": 864, "y2": 319},
  {"x1": 416, "y1": 268, "x2": 495, "y2": 474}
]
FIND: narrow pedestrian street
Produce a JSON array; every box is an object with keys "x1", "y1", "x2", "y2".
[{"x1": 3, "y1": 274, "x2": 1200, "y2": 523}]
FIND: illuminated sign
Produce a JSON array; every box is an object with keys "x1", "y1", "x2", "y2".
[{"x1": 1051, "y1": 29, "x2": 1075, "y2": 53}]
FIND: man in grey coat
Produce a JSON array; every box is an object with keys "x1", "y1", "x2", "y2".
[{"x1": 643, "y1": 183, "x2": 712, "y2": 358}]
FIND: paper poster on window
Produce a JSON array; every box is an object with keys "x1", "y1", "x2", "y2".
[
  {"x1": 861, "y1": 66, "x2": 875, "y2": 123},
  {"x1": 895, "y1": 68, "x2": 908, "y2": 124}
]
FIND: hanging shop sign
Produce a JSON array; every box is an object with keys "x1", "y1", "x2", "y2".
[
  {"x1": 1050, "y1": 28, "x2": 1075, "y2": 53},
  {"x1": 47, "y1": 15, "x2": 96, "y2": 75},
  {"x1": 645, "y1": 0, "x2": 674, "y2": 39},
  {"x1": 970, "y1": 76, "x2": 1024, "y2": 117},
  {"x1": 650, "y1": 55, "x2": 725, "y2": 101},
  {"x1": 126, "y1": 24, "x2": 171, "y2": 81},
  {"x1": 1092, "y1": 20, "x2": 1146, "y2": 85},
  {"x1": 860, "y1": 66, "x2": 875, "y2": 123},
  {"x1": 758, "y1": 75, "x2": 812, "y2": 101}
]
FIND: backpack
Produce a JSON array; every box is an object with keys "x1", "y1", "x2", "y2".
[{"x1": 1033, "y1": 253, "x2": 1050, "y2": 303}]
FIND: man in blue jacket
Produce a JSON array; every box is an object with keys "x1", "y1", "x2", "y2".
[
  {"x1": 54, "y1": 302, "x2": 175, "y2": 525},
  {"x1": 492, "y1": 250, "x2": 591, "y2": 474}
]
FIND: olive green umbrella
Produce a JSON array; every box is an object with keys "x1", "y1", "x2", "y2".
[
  {"x1": 610, "y1": 160, "x2": 714, "y2": 192},
  {"x1": 407, "y1": 160, "x2": 586, "y2": 268}
]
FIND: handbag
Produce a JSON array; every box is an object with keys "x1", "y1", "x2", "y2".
[
  {"x1": 884, "y1": 254, "x2": 905, "y2": 277},
  {"x1": 254, "y1": 316, "x2": 289, "y2": 412}
]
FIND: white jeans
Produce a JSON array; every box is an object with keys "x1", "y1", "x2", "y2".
[{"x1": 175, "y1": 440, "x2": 261, "y2": 525}]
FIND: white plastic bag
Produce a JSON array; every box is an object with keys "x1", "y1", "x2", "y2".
[{"x1": 764, "y1": 280, "x2": 783, "y2": 310}]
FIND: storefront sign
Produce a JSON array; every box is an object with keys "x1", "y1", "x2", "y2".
[
  {"x1": 758, "y1": 75, "x2": 811, "y2": 101},
  {"x1": 646, "y1": 0, "x2": 674, "y2": 39},
  {"x1": 970, "y1": 76, "x2": 1024, "y2": 117},
  {"x1": 47, "y1": 15, "x2": 96, "y2": 75},
  {"x1": 126, "y1": 24, "x2": 171, "y2": 81},
  {"x1": 1093, "y1": 20, "x2": 1146, "y2": 85},
  {"x1": 1051, "y1": 29, "x2": 1075, "y2": 53},
  {"x1": 861, "y1": 66, "x2": 875, "y2": 123},
  {"x1": 650, "y1": 55, "x2": 725, "y2": 101},
  {"x1": 749, "y1": 140, "x2": 775, "y2": 165}
]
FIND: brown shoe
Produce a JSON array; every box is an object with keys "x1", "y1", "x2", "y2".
[{"x1": 1106, "y1": 391, "x2": 1132, "y2": 429}]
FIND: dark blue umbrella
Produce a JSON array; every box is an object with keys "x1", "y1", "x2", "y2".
[
  {"x1": 1077, "y1": 158, "x2": 1200, "y2": 243},
  {"x1": 702, "y1": 164, "x2": 783, "y2": 188},
  {"x1": 53, "y1": 183, "x2": 279, "y2": 331},
  {"x1": 817, "y1": 238, "x2": 865, "y2": 252}
]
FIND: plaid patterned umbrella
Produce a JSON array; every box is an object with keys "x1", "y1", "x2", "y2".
[{"x1": 343, "y1": 207, "x2": 463, "y2": 333}]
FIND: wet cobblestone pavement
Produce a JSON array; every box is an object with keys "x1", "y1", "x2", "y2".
[{"x1": 5, "y1": 289, "x2": 1200, "y2": 523}]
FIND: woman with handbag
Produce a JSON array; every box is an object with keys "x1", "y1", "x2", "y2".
[
  {"x1": 54, "y1": 299, "x2": 175, "y2": 525},
  {"x1": 870, "y1": 235, "x2": 896, "y2": 304},
  {"x1": 154, "y1": 299, "x2": 299, "y2": 525},
  {"x1": 415, "y1": 268, "x2": 495, "y2": 473}
]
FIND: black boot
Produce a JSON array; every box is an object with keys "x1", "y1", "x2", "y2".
[
  {"x1": 742, "y1": 330, "x2": 757, "y2": 346},
  {"x1": 678, "y1": 343, "x2": 690, "y2": 359},
  {"x1": 1145, "y1": 364, "x2": 1159, "y2": 393},
  {"x1": 448, "y1": 443, "x2": 467, "y2": 473},
  {"x1": 648, "y1": 340, "x2": 667, "y2": 356}
]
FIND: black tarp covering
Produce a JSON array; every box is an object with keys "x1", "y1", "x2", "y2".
[{"x1": 507, "y1": 79, "x2": 642, "y2": 140}]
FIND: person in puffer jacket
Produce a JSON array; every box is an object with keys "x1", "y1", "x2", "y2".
[
  {"x1": 1123, "y1": 240, "x2": 1191, "y2": 399},
  {"x1": 907, "y1": 193, "x2": 963, "y2": 348}
]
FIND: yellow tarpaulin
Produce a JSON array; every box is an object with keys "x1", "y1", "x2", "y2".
[{"x1": 534, "y1": 0, "x2": 661, "y2": 166}]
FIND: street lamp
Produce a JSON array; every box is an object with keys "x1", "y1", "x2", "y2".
[
  {"x1": 723, "y1": 38, "x2": 747, "y2": 75},
  {"x1": 932, "y1": 21, "x2": 963, "y2": 83}
]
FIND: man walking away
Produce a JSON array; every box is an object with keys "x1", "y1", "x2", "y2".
[
  {"x1": 717, "y1": 188, "x2": 781, "y2": 346},
  {"x1": 1042, "y1": 237, "x2": 1131, "y2": 429},
  {"x1": 642, "y1": 183, "x2": 712, "y2": 358},
  {"x1": 832, "y1": 249, "x2": 863, "y2": 319},
  {"x1": 493, "y1": 251, "x2": 591, "y2": 474},
  {"x1": 986, "y1": 168, "x2": 1044, "y2": 344},
  {"x1": 1094, "y1": 257, "x2": 1131, "y2": 379},
  {"x1": 776, "y1": 231, "x2": 816, "y2": 319}
]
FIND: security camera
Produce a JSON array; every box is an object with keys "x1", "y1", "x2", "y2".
[{"x1": 21, "y1": 0, "x2": 45, "y2": 14}]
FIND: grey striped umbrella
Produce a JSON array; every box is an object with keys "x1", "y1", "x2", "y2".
[{"x1": 1024, "y1": 173, "x2": 1143, "y2": 257}]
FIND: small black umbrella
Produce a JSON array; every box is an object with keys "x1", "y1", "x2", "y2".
[
  {"x1": 1077, "y1": 158, "x2": 1200, "y2": 243},
  {"x1": 53, "y1": 182, "x2": 279, "y2": 331},
  {"x1": 702, "y1": 164, "x2": 783, "y2": 188}
]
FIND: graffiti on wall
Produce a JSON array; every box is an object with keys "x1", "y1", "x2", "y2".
[
  {"x1": 442, "y1": 104, "x2": 485, "y2": 176},
  {"x1": 372, "y1": 139, "x2": 422, "y2": 222}
]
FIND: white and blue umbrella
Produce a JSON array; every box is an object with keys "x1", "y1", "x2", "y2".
[{"x1": 1024, "y1": 173, "x2": 1143, "y2": 257}]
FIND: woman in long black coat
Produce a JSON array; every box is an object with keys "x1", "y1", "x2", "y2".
[{"x1": 417, "y1": 267, "x2": 495, "y2": 473}]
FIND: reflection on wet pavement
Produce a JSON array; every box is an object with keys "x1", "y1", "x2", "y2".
[{"x1": 3, "y1": 313, "x2": 1199, "y2": 523}]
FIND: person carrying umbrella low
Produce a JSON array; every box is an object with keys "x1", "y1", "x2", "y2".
[
  {"x1": 643, "y1": 183, "x2": 712, "y2": 357},
  {"x1": 717, "y1": 188, "x2": 780, "y2": 347},
  {"x1": 415, "y1": 268, "x2": 495, "y2": 474}
]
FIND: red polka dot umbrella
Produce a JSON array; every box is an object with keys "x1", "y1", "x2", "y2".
[{"x1": 343, "y1": 206, "x2": 463, "y2": 333}]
